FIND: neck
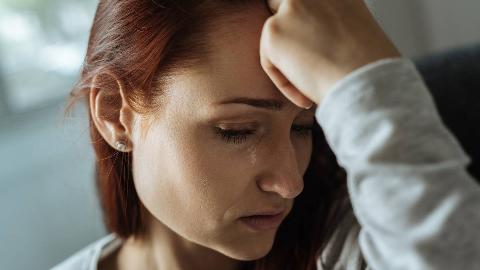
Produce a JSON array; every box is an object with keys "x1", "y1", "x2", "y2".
[{"x1": 116, "y1": 209, "x2": 243, "y2": 270}]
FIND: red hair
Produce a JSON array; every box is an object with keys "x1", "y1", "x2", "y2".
[{"x1": 65, "y1": 0, "x2": 352, "y2": 269}]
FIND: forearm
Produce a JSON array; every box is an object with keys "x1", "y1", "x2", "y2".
[{"x1": 315, "y1": 58, "x2": 480, "y2": 270}]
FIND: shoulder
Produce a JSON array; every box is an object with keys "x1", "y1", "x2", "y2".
[{"x1": 50, "y1": 234, "x2": 119, "y2": 270}]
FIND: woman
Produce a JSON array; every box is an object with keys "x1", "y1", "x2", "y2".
[{"x1": 53, "y1": 0, "x2": 480, "y2": 269}]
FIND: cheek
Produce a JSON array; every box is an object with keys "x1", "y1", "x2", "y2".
[
  {"x1": 294, "y1": 137, "x2": 313, "y2": 174},
  {"x1": 131, "y1": 128, "x2": 180, "y2": 225},
  {"x1": 178, "y1": 132, "x2": 253, "y2": 223},
  {"x1": 131, "y1": 123, "x2": 246, "y2": 236}
]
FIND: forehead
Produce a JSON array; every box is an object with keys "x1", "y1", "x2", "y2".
[{"x1": 163, "y1": 4, "x2": 288, "y2": 108}]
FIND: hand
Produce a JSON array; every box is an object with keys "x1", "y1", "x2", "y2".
[{"x1": 259, "y1": 0, "x2": 401, "y2": 108}]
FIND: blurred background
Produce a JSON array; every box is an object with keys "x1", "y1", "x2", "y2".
[{"x1": 0, "y1": 0, "x2": 479, "y2": 269}]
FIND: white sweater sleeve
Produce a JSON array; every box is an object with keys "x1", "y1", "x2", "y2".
[{"x1": 315, "y1": 58, "x2": 480, "y2": 270}]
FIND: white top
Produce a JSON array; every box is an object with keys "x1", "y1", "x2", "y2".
[
  {"x1": 51, "y1": 234, "x2": 123, "y2": 270},
  {"x1": 51, "y1": 58, "x2": 480, "y2": 270}
]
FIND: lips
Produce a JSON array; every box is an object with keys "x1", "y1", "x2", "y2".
[
  {"x1": 241, "y1": 207, "x2": 286, "y2": 217},
  {"x1": 239, "y1": 209, "x2": 286, "y2": 231}
]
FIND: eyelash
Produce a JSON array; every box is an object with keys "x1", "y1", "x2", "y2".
[{"x1": 215, "y1": 125, "x2": 313, "y2": 145}]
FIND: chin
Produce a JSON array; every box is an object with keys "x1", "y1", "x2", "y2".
[
  {"x1": 223, "y1": 249, "x2": 271, "y2": 261},
  {"x1": 219, "y1": 237, "x2": 275, "y2": 261},
  {"x1": 235, "y1": 250, "x2": 271, "y2": 261}
]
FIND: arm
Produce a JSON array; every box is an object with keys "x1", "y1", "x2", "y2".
[{"x1": 315, "y1": 58, "x2": 480, "y2": 270}]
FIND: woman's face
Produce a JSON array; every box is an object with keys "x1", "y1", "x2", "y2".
[{"x1": 131, "y1": 4, "x2": 315, "y2": 260}]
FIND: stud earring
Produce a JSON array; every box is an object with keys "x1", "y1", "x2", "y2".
[{"x1": 115, "y1": 140, "x2": 127, "y2": 152}]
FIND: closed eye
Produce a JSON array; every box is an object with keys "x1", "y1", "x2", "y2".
[{"x1": 215, "y1": 124, "x2": 313, "y2": 145}]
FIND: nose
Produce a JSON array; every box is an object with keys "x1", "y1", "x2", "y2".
[{"x1": 257, "y1": 142, "x2": 304, "y2": 199}]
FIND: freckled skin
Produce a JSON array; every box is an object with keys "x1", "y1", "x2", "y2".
[{"x1": 114, "y1": 3, "x2": 315, "y2": 270}]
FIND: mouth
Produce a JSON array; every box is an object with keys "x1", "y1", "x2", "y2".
[{"x1": 238, "y1": 211, "x2": 285, "y2": 231}]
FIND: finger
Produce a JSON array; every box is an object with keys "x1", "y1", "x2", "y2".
[
  {"x1": 266, "y1": 0, "x2": 283, "y2": 13},
  {"x1": 261, "y1": 55, "x2": 314, "y2": 109},
  {"x1": 259, "y1": 16, "x2": 314, "y2": 109}
]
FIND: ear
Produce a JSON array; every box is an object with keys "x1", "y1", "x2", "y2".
[{"x1": 89, "y1": 72, "x2": 136, "y2": 152}]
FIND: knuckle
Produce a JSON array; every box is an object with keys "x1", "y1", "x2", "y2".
[
  {"x1": 264, "y1": 17, "x2": 282, "y2": 38},
  {"x1": 284, "y1": 0, "x2": 302, "y2": 15}
]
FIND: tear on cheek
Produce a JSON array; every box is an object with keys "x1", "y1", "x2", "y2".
[
  {"x1": 247, "y1": 144, "x2": 257, "y2": 165},
  {"x1": 246, "y1": 133, "x2": 266, "y2": 166}
]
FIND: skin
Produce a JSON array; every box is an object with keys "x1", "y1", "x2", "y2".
[
  {"x1": 92, "y1": 0, "x2": 400, "y2": 268},
  {"x1": 91, "y1": 2, "x2": 315, "y2": 270},
  {"x1": 261, "y1": 0, "x2": 401, "y2": 108}
]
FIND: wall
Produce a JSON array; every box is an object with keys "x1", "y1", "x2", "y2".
[{"x1": 369, "y1": 0, "x2": 480, "y2": 57}]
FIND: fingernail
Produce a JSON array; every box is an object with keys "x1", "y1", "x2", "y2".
[{"x1": 304, "y1": 102, "x2": 314, "y2": 109}]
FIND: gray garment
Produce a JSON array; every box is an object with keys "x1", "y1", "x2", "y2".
[{"x1": 315, "y1": 58, "x2": 480, "y2": 270}]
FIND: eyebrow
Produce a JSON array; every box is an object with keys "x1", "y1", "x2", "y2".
[{"x1": 216, "y1": 97, "x2": 284, "y2": 111}]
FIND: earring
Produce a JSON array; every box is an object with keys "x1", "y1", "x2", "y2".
[{"x1": 115, "y1": 140, "x2": 128, "y2": 152}]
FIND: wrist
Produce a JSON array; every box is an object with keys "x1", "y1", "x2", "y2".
[{"x1": 314, "y1": 53, "x2": 403, "y2": 105}]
